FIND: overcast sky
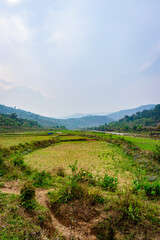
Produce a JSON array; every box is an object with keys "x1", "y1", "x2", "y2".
[{"x1": 0, "y1": 0, "x2": 160, "y2": 118}]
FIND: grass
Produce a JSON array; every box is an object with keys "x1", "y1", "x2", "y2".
[
  {"x1": 24, "y1": 141, "x2": 140, "y2": 189},
  {"x1": 123, "y1": 135, "x2": 160, "y2": 152},
  {"x1": 0, "y1": 130, "x2": 160, "y2": 239},
  {"x1": 0, "y1": 191, "x2": 48, "y2": 240},
  {"x1": 0, "y1": 134, "x2": 55, "y2": 148}
]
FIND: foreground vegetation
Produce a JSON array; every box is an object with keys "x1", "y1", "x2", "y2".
[{"x1": 0, "y1": 130, "x2": 159, "y2": 239}]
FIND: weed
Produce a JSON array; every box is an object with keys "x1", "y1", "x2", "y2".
[
  {"x1": 53, "y1": 167, "x2": 66, "y2": 177},
  {"x1": 69, "y1": 160, "x2": 78, "y2": 173},
  {"x1": 33, "y1": 171, "x2": 53, "y2": 188},
  {"x1": 101, "y1": 174, "x2": 118, "y2": 191},
  {"x1": 12, "y1": 153, "x2": 25, "y2": 168},
  {"x1": 72, "y1": 168, "x2": 96, "y2": 185},
  {"x1": 153, "y1": 144, "x2": 160, "y2": 162},
  {"x1": 20, "y1": 182, "x2": 36, "y2": 209},
  {"x1": 0, "y1": 153, "x2": 4, "y2": 165},
  {"x1": 133, "y1": 179, "x2": 160, "y2": 198}
]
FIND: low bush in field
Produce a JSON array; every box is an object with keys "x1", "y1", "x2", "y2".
[
  {"x1": 20, "y1": 182, "x2": 36, "y2": 209},
  {"x1": 53, "y1": 167, "x2": 66, "y2": 177},
  {"x1": 101, "y1": 174, "x2": 118, "y2": 191},
  {"x1": 13, "y1": 154, "x2": 25, "y2": 168},
  {"x1": 153, "y1": 145, "x2": 160, "y2": 162},
  {"x1": 33, "y1": 171, "x2": 53, "y2": 188},
  {"x1": 72, "y1": 168, "x2": 96, "y2": 185},
  {"x1": 48, "y1": 180, "x2": 104, "y2": 208},
  {"x1": 0, "y1": 153, "x2": 4, "y2": 166},
  {"x1": 133, "y1": 179, "x2": 160, "y2": 198}
]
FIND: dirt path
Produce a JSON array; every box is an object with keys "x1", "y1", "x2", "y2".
[{"x1": 0, "y1": 181, "x2": 97, "y2": 240}]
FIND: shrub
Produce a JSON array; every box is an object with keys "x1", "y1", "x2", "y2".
[
  {"x1": 133, "y1": 179, "x2": 160, "y2": 198},
  {"x1": 53, "y1": 167, "x2": 65, "y2": 177},
  {"x1": 33, "y1": 171, "x2": 53, "y2": 188},
  {"x1": 48, "y1": 181, "x2": 84, "y2": 206},
  {"x1": 153, "y1": 145, "x2": 160, "y2": 162},
  {"x1": 72, "y1": 168, "x2": 96, "y2": 185},
  {"x1": 117, "y1": 193, "x2": 141, "y2": 222},
  {"x1": 69, "y1": 160, "x2": 78, "y2": 173},
  {"x1": 20, "y1": 182, "x2": 36, "y2": 209},
  {"x1": 101, "y1": 174, "x2": 118, "y2": 191},
  {"x1": 0, "y1": 153, "x2": 4, "y2": 166},
  {"x1": 13, "y1": 154, "x2": 25, "y2": 167}
]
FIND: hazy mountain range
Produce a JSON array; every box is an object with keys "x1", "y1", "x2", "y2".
[{"x1": 0, "y1": 104, "x2": 155, "y2": 129}]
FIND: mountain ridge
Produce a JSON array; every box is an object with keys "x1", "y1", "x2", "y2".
[{"x1": 0, "y1": 104, "x2": 156, "y2": 129}]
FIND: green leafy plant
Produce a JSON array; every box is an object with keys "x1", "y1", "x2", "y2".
[
  {"x1": 133, "y1": 179, "x2": 160, "y2": 198},
  {"x1": 33, "y1": 170, "x2": 53, "y2": 188},
  {"x1": 72, "y1": 168, "x2": 96, "y2": 185},
  {"x1": 69, "y1": 160, "x2": 78, "y2": 173},
  {"x1": 12, "y1": 154, "x2": 25, "y2": 167},
  {"x1": 20, "y1": 182, "x2": 36, "y2": 209},
  {"x1": 101, "y1": 174, "x2": 118, "y2": 191}
]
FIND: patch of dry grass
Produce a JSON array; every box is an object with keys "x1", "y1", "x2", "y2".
[{"x1": 24, "y1": 141, "x2": 134, "y2": 187}]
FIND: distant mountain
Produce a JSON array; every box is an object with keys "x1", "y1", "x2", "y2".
[
  {"x1": 0, "y1": 104, "x2": 156, "y2": 130},
  {"x1": 63, "y1": 112, "x2": 111, "y2": 119},
  {"x1": 62, "y1": 113, "x2": 90, "y2": 119},
  {"x1": 62, "y1": 115, "x2": 113, "y2": 129},
  {"x1": 0, "y1": 105, "x2": 113, "y2": 129},
  {"x1": 107, "y1": 104, "x2": 156, "y2": 121}
]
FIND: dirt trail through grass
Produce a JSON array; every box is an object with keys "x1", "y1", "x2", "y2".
[{"x1": 0, "y1": 181, "x2": 98, "y2": 240}]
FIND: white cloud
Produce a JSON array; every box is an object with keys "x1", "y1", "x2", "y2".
[
  {"x1": 28, "y1": 86, "x2": 55, "y2": 100},
  {"x1": 5, "y1": 0, "x2": 22, "y2": 5},
  {"x1": 0, "y1": 79, "x2": 17, "y2": 90},
  {"x1": 0, "y1": 15, "x2": 31, "y2": 44},
  {"x1": 139, "y1": 42, "x2": 160, "y2": 71}
]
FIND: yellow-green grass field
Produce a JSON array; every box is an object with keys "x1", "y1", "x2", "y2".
[
  {"x1": 123, "y1": 136, "x2": 160, "y2": 152},
  {"x1": 0, "y1": 134, "x2": 54, "y2": 148},
  {"x1": 24, "y1": 141, "x2": 136, "y2": 188}
]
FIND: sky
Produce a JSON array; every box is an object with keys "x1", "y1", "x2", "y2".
[{"x1": 0, "y1": 0, "x2": 160, "y2": 118}]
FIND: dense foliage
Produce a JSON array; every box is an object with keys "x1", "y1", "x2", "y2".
[
  {"x1": 0, "y1": 113, "x2": 40, "y2": 129},
  {"x1": 90, "y1": 104, "x2": 160, "y2": 132}
]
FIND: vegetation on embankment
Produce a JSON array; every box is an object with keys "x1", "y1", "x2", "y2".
[{"x1": 0, "y1": 130, "x2": 160, "y2": 239}]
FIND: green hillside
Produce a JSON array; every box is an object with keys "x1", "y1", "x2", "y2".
[
  {"x1": 0, "y1": 104, "x2": 113, "y2": 129},
  {"x1": 0, "y1": 113, "x2": 40, "y2": 130},
  {"x1": 91, "y1": 104, "x2": 160, "y2": 132},
  {"x1": 107, "y1": 104, "x2": 155, "y2": 121}
]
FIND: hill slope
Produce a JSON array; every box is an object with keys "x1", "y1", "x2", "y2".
[
  {"x1": 0, "y1": 105, "x2": 113, "y2": 129},
  {"x1": 0, "y1": 113, "x2": 40, "y2": 129},
  {"x1": 107, "y1": 104, "x2": 155, "y2": 121},
  {"x1": 92, "y1": 104, "x2": 160, "y2": 131}
]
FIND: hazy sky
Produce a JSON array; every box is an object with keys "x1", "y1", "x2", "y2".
[{"x1": 0, "y1": 0, "x2": 160, "y2": 118}]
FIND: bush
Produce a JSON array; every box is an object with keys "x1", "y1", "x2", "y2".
[
  {"x1": 20, "y1": 182, "x2": 36, "y2": 209},
  {"x1": 153, "y1": 145, "x2": 160, "y2": 162},
  {"x1": 48, "y1": 181, "x2": 84, "y2": 206},
  {"x1": 53, "y1": 167, "x2": 65, "y2": 177},
  {"x1": 13, "y1": 154, "x2": 25, "y2": 167},
  {"x1": 133, "y1": 179, "x2": 160, "y2": 198},
  {"x1": 33, "y1": 171, "x2": 53, "y2": 188},
  {"x1": 72, "y1": 168, "x2": 96, "y2": 185},
  {"x1": 101, "y1": 174, "x2": 118, "y2": 191},
  {"x1": 0, "y1": 153, "x2": 4, "y2": 166}
]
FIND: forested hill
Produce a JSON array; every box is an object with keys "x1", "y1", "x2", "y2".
[
  {"x1": 0, "y1": 104, "x2": 113, "y2": 129},
  {"x1": 91, "y1": 104, "x2": 160, "y2": 132},
  {"x1": 0, "y1": 113, "x2": 40, "y2": 129},
  {"x1": 107, "y1": 104, "x2": 155, "y2": 121}
]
